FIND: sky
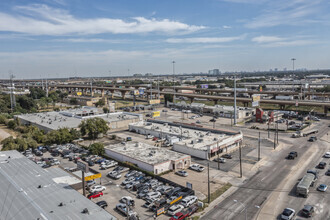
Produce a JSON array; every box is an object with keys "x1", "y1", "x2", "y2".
[{"x1": 0, "y1": 0, "x2": 330, "y2": 79}]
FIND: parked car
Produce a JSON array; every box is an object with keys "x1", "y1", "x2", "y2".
[
  {"x1": 122, "y1": 177, "x2": 135, "y2": 185},
  {"x1": 301, "y1": 205, "x2": 314, "y2": 217},
  {"x1": 326, "y1": 169, "x2": 330, "y2": 176},
  {"x1": 89, "y1": 185, "x2": 106, "y2": 193},
  {"x1": 317, "y1": 184, "x2": 328, "y2": 192},
  {"x1": 180, "y1": 196, "x2": 197, "y2": 207},
  {"x1": 317, "y1": 162, "x2": 326, "y2": 169},
  {"x1": 86, "y1": 180, "x2": 96, "y2": 186},
  {"x1": 116, "y1": 203, "x2": 137, "y2": 217},
  {"x1": 167, "y1": 204, "x2": 184, "y2": 216},
  {"x1": 126, "y1": 137, "x2": 132, "y2": 141},
  {"x1": 222, "y1": 154, "x2": 232, "y2": 159},
  {"x1": 189, "y1": 164, "x2": 204, "y2": 172},
  {"x1": 88, "y1": 191, "x2": 103, "y2": 199},
  {"x1": 176, "y1": 170, "x2": 188, "y2": 177},
  {"x1": 108, "y1": 171, "x2": 122, "y2": 179},
  {"x1": 280, "y1": 208, "x2": 295, "y2": 220},
  {"x1": 120, "y1": 196, "x2": 135, "y2": 206},
  {"x1": 145, "y1": 191, "x2": 161, "y2": 200},
  {"x1": 96, "y1": 200, "x2": 108, "y2": 209}
]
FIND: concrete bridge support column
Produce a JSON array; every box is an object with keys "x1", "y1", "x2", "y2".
[
  {"x1": 280, "y1": 104, "x2": 285, "y2": 110},
  {"x1": 243, "y1": 102, "x2": 249, "y2": 107},
  {"x1": 91, "y1": 89, "x2": 94, "y2": 97},
  {"x1": 189, "y1": 97, "x2": 194, "y2": 103},
  {"x1": 121, "y1": 91, "x2": 127, "y2": 99},
  {"x1": 214, "y1": 99, "x2": 218, "y2": 105},
  {"x1": 324, "y1": 106, "x2": 328, "y2": 114},
  {"x1": 101, "y1": 89, "x2": 105, "y2": 97}
]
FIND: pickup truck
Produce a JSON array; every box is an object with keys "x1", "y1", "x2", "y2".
[{"x1": 170, "y1": 204, "x2": 198, "y2": 220}]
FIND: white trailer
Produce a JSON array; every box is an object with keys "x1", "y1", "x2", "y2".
[{"x1": 296, "y1": 173, "x2": 315, "y2": 198}]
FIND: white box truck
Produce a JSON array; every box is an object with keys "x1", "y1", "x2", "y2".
[{"x1": 296, "y1": 173, "x2": 316, "y2": 198}]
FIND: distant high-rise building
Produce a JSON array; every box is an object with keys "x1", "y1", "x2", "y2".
[{"x1": 208, "y1": 69, "x2": 220, "y2": 75}]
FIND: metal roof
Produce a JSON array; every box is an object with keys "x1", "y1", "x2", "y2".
[{"x1": 0, "y1": 150, "x2": 116, "y2": 220}]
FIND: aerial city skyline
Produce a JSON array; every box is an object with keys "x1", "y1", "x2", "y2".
[{"x1": 0, "y1": 0, "x2": 330, "y2": 78}]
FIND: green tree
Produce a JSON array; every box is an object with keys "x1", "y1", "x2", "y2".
[
  {"x1": 69, "y1": 128, "x2": 81, "y2": 140},
  {"x1": 70, "y1": 98, "x2": 78, "y2": 105},
  {"x1": 95, "y1": 99, "x2": 105, "y2": 107},
  {"x1": 103, "y1": 107, "x2": 110, "y2": 113},
  {"x1": 89, "y1": 143, "x2": 105, "y2": 156},
  {"x1": 45, "y1": 128, "x2": 73, "y2": 145},
  {"x1": 29, "y1": 88, "x2": 46, "y2": 99},
  {"x1": 16, "y1": 95, "x2": 37, "y2": 110},
  {"x1": 7, "y1": 120, "x2": 17, "y2": 130},
  {"x1": 79, "y1": 118, "x2": 109, "y2": 139},
  {"x1": 164, "y1": 94, "x2": 173, "y2": 105}
]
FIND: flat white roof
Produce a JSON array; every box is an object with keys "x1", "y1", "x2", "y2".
[{"x1": 106, "y1": 142, "x2": 189, "y2": 165}]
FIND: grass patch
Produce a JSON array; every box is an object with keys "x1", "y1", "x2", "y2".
[
  {"x1": 192, "y1": 216, "x2": 200, "y2": 220},
  {"x1": 202, "y1": 183, "x2": 232, "y2": 204}
]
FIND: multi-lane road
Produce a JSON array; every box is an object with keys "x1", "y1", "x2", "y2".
[{"x1": 201, "y1": 121, "x2": 330, "y2": 220}]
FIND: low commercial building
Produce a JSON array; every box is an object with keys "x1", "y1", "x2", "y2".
[
  {"x1": 129, "y1": 120, "x2": 243, "y2": 160},
  {"x1": 105, "y1": 142, "x2": 191, "y2": 174},
  {"x1": 0, "y1": 150, "x2": 116, "y2": 220},
  {"x1": 64, "y1": 95, "x2": 107, "y2": 106},
  {"x1": 16, "y1": 107, "x2": 142, "y2": 132}
]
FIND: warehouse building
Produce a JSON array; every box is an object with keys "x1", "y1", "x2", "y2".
[
  {"x1": 16, "y1": 107, "x2": 142, "y2": 132},
  {"x1": 0, "y1": 150, "x2": 116, "y2": 220},
  {"x1": 105, "y1": 142, "x2": 191, "y2": 174},
  {"x1": 129, "y1": 120, "x2": 243, "y2": 160}
]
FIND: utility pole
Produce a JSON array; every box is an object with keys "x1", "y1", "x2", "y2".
[
  {"x1": 276, "y1": 122, "x2": 279, "y2": 144},
  {"x1": 258, "y1": 132, "x2": 261, "y2": 161},
  {"x1": 234, "y1": 75, "x2": 237, "y2": 125},
  {"x1": 82, "y1": 171, "x2": 86, "y2": 196},
  {"x1": 217, "y1": 142, "x2": 220, "y2": 170},
  {"x1": 208, "y1": 163, "x2": 210, "y2": 203},
  {"x1": 239, "y1": 143, "x2": 242, "y2": 178},
  {"x1": 268, "y1": 119, "x2": 270, "y2": 138},
  {"x1": 90, "y1": 78, "x2": 93, "y2": 97},
  {"x1": 9, "y1": 73, "x2": 16, "y2": 112},
  {"x1": 291, "y1": 58, "x2": 296, "y2": 71},
  {"x1": 46, "y1": 78, "x2": 48, "y2": 97},
  {"x1": 172, "y1": 61, "x2": 176, "y2": 102},
  {"x1": 157, "y1": 76, "x2": 160, "y2": 99},
  {"x1": 274, "y1": 127, "x2": 276, "y2": 149}
]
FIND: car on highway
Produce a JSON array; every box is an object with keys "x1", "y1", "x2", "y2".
[
  {"x1": 189, "y1": 164, "x2": 204, "y2": 172},
  {"x1": 88, "y1": 191, "x2": 103, "y2": 199},
  {"x1": 222, "y1": 154, "x2": 232, "y2": 159},
  {"x1": 214, "y1": 157, "x2": 226, "y2": 163},
  {"x1": 287, "y1": 151, "x2": 298, "y2": 160},
  {"x1": 96, "y1": 200, "x2": 108, "y2": 209},
  {"x1": 89, "y1": 185, "x2": 106, "y2": 193},
  {"x1": 280, "y1": 208, "x2": 295, "y2": 220},
  {"x1": 317, "y1": 161, "x2": 326, "y2": 169},
  {"x1": 176, "y1": 170, "x2": 188, "y2": 177},
  {"x1": 317, "y1": 184, "x2": 328, "y2": 192},
  {"x1": 308, "y1": 136, "x2": 317, "y2": 142},
  {"x1": 326, "y1": 169, "x2": 330, "y2": 176},
  {"x1": 324, "y1": 152, "x2": 330, "y2": 158},
  {"x1": 301, "y1": 205, "x2": 314, "y2": 217}
]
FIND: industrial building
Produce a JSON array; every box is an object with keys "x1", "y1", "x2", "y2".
[
  {"x1": 129, "y1": 120, "x2": 243, "y2": 160},
  {"x1": 16, "y1": 107, "x2": 142, "y2": 132},
  {"x1": 0, "y1": 150, "x2": 116, "y2": 220},
  {"x1": 105, "y1": 142, "x2": 191, "y2": 174}
]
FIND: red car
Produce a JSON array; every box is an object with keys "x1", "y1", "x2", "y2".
[
  {"x1": 88, "y1": 191, "x2": 103, "y2": 199},
  {"x1": 152, "y1": 137, "x2": 158, "y2": 141},
  {"x1": 170, "y1": 212, "x2": 188, "y2": 220}
]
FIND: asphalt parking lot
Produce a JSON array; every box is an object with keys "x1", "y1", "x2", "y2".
[{"x1": 34, "y1": 151, "x2": 193, "y2": 220}]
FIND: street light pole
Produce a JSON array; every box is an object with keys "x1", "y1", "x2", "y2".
[
  {"x1": 172, "y1": 61, "x2": 176, "y2": 102},
  {"x1": 234, "y1": 75, "x2": 237, "y2": 125}
]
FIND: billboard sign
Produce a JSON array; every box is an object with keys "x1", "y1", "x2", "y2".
[
  {"x1": 152, "y1": 111, "x2": 161, "y2": 117},
  {"x1": 252, "y1": 94, "x2": 261, "y2": 102},
  {"x1": 133, "y1": 90, "x2": 139, "y2": 96},
  {"x1": 149, "y1": 99, "x2": 161, "y2": 105},
  {"x1": 77, "y1": 92, "x2": 82, "y2": 96},
  {"x1": 201, "y1": 84, "x2": 208, "y2": 89},
  {"x1": 84, "y1": 173, "x2": 102, "y2": 181},
  {"x1": 252, "y1": 101, "x2": 259, "y2": 107},
  {"x1": 156, "y1": 207, "x2": 165, "y2": 216},
  {"x1": 77, "y1": 161, "x2": 88, "y2": 173},
  {"x1": 139, "y1": 88, "x2": 145, "y2": 95}
]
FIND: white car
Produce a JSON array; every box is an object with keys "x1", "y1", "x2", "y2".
[
  {"x1": 176, "y1": 170, "x2": 188, "y2": 177},
  {"x1": 167, "y1": 204, "x2": 184, "y2": 216},
  {"x1": 89, "y1": 185, "x2": 106, "y2": 193},
  {"x1": 280, "y1": 208, "x2": 295, "y2": 220},
  {"x1": 146, "y1": 135, "x2": 153, "y2": 139},
  {"x1": 181, "y1": 196, "x2": 198, "y2": 207},
  {"x1": 189, "y1": 164, "x2": 205, "y2": 172},
  {"x1": 324, "y1": 152, "x2": 330, "y2": 158},
  {"x1": 120, "y1": 196, "x2": 135, "y2": 206},
  {"x1": 146, "y1": 191, "x2": 161, "y2": 200}
]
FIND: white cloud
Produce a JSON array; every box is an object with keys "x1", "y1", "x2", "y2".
[
  {"x1": 252, "y1": 35, "x2": 285, "y2": 43},
  {"x1": 52, "y1": 38, "x2": 129, "y2": 43},
  {"x1": 261, "y1": 39, "x2": 317, "y2": 47},
  {"x1": 166, "y1": 36, "x2": 244, "y2": 43},
  {"x1": 245, "y1": 0, "x2": 325, "y2": 28},
  {"x1": 222, "y1": 25, "x2": 231, "y2": 29},
  {"x1": 0, "y1": 4, "x2": 205, "y2": 35}
]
